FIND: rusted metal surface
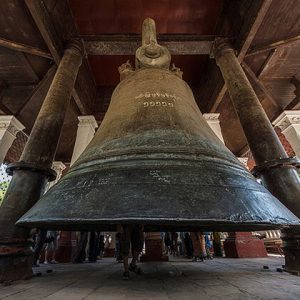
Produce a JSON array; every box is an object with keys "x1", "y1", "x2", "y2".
[
  {"x1": 18, "y1": 20, "x2": 300, "y2": 232},
  {"x1": 0, "y1": 41, "x2": 83, "y2": 282}
]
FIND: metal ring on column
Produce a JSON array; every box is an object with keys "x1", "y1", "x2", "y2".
[
  {"x1": 251, "y1": 157, "x2": 300, "y2": 177},
  {"x1": 6, "y1": 162, "x2": 57, "y2": 181},
  {"x1": 0, "y1": 240, "x2": 34, "y2": 256}
]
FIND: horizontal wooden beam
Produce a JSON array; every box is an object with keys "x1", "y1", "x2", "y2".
[
  {"x1": 242, "y1": 62, "x2": 278, "y2": 107},
  {"x1": 84, "y1": 35, "x2": 216, "y2": 55},
  {"x1": 237, "y1": 0, "x2": 273, "y2": 61},
  {"x1": 0, "y1": 36, "x2": 52, "y2": 59},
  {"x1": 246, "y1": 34, "x2": 300, "y2": 57}
]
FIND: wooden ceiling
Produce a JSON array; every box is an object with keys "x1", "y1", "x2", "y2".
[
  {"x1": 70, "y1": 0, "x2": 223, "y2": 35},
  {"x1": 0, "y1": 0, "x2": 299, "y2": 162}
]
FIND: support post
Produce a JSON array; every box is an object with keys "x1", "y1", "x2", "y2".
[
  {"x1": 224, "y1": 232, "x2": 267, "y2": 258},
  {"x1": 213, "y1": 39, "x2": 300, "y2": 274},
  {"x1": 140, "y1": 232, "x2": 168, "y2": 262},
  {"x1": 70, "y1": 116, "x2": 98, "y2": 165},
  {"x1": 0, "y1": 40, "x2": 83, "y2": 281},
  {"x1": 273, "y1": 111, "x2": 300, "y2": 158},
  {"x1": 203, "y1": 113, "x2": 224, "y2": 143},
  {"x1": 0, "y1": 116, "x2": 25, "y2": 164},
  {"x1": 204, "y1": 113, "x2": 268, "y2": 258},
  {"x1": 56, "y1": 116, "x2": 97, "y2": 262}
]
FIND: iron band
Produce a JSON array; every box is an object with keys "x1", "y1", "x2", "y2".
[
  {"x1": 6, "y1": 162, "x2": 57, "y2": 182},
  {"x1": 252, "y1": 157, "x2": 300, "y2": 177}
]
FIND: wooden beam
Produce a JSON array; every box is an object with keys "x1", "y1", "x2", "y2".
[
  {"x1": 0, "y1": 80, "x2": 14, "y2": 115},
  {"x1": 84, "y1": 35, "x2": 215, "y2": 55},
  {"x1": 237, "y1": 0, "x2": 273, "y2": 61},
  {"x1": 25, "y1": 0, "x2": 62, "y2": 63},
  {"x1": 256, "y1": 49, "x2": 277, "y2": 78},
  {"x1": 16, "y1": 52, "x2": 40, "y2": 83},
  {"x1": 25, "y1": 0, "x2": 91, "y2": 114},
  {"x1": 0, "y1": 36, "x2": 52, "y2": 59},
  {"x1": 15, "y1": 65, "x2": 56, "y2": 115},
  {"x1": 285, "y1": 77, "x2": 300, "y2": 110},
  {"x1": 202, "y1": 0, "x2": 273, "y2": 113},
  {"x1": 241, "y1": 62, "x2": 278, "y2": 107},
  {"x1": 246, "y1": 34, "x2": 300, "y2": 57},
  {"x1": 0, "y1": 101, "x2": 14, "y2": 115}
]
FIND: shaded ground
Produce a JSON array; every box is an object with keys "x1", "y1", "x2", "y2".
[{"x1": 1, "y1": 256, "x2": 299, "y2": 299}]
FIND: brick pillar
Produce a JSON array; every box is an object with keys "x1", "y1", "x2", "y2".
[
  {"x1": 224, "y1": 232, "x2": 267, "y2": 258},
  {"x1": 56, "y1": 116, "x2": 98, "y2": 262},
  {"x1": 140, "y1": 232, "x2": 168, "y2": 262},
  {"x1": 204, "y1": 114, "x2": 268, "y2": 258},
  {"x1": 46, "y1": 162, "x2": 77, "y2": 263},
  {"x1": 273, "y1": 111, "x2": 300, "y2": 158}
]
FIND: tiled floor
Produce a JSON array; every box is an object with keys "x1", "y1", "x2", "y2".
[{"x1": 1, "y1": 256, "x2": 299, "y2": 299}]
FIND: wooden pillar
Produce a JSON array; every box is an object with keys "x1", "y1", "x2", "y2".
[
  {"x1": 213, "y1": 38, "x2": 300, "y2": 273},
  {"x1": 0, "y1": 40, "x2": 83, "y2": 282}
]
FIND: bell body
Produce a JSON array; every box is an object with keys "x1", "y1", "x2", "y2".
[{"x1": 18, "y1": 67, "x2": 299, "y2": 231}]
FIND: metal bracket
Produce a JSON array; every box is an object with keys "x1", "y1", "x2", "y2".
[
  {"x1": 252, "y1": 157, "x2": 300, "y2": 177},
  {"x1": 6, "y1": 162, "x2": 57, "y2": 181}
]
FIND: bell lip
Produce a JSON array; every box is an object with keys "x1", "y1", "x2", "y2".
[{"x1": 16, "y1": 217, "x2": 300, "y2": 232}]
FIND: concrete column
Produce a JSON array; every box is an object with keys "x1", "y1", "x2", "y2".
[
  {"x1": 273, "y1": 111, "x2": 300, "y2": 158},
  {"x1": 0, "y1": 116, "x2": 24, "y2": 164},
  {"x1": 70, "y1": 116, "x2": 98, "y2": 165},
  {"x1": 238, "y1": 157, "x2": 249, "y2": 168},
  {"x1": 213, "y1": 38, "x2": 300, "y2": 273},
  {"x1": 48, "y1": 161, "x2": 66, "y2": 189},
  {"x1": 203, "y1": 113, "x2": 224, "y2": 143},
  {"x1": 0, "y1": 40, "x2": 83, "y2": 281}
]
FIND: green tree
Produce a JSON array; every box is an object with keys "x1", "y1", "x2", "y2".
[{"x1": 0, "y1": 181, "x2": 10, "y2": 206}]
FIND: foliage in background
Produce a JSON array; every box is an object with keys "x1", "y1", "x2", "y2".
[{"x1": 0, "y1": 181, "x2": 9, "y2": 206}]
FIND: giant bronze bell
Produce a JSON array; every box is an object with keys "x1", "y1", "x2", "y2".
[{"x1": 17, "y1": 19, "x2": 300, "y2": 232}]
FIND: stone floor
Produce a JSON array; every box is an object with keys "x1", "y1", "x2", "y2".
[{"x1": 1, "y1": 256, "x2": 300, "y2": 300}]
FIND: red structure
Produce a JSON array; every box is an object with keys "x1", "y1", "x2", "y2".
[
  {"x1": 224, "y1": 232, "x2": 267, "y2": 258},
  {"x1": 55, "y1": 232, "x2": 77, "y2": 263},
  {"x1": 140, "y1": 233, "x2": 168, "y2": 262}
]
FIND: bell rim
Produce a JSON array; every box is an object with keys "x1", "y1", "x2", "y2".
[{"x1": 16, "y1": 217, "x2": 300, "y2": 232}]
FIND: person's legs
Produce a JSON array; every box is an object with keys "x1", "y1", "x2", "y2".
[
  {"x1": 33, "y1": 230, "x2": 47, "y2": 266},
  {"x1": 44, "y1": 243, "x2": 53, "y2": 264},
  {"x1": 44, "y1": 250, "x2": 49, "y2": 264},
  {"x1": 120, "y1": 225, "x2": 131, "y2": 279},
  {"x1": 72, "y1": 232, "x2": 88, "y2": 263},
  {"x1": 129, "y1": 225, "x2": 144, "y2": 273},
  {"x1": 51, "y1": 239, "x2": 58, "y2": 263}
]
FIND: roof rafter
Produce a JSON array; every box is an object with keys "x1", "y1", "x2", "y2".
[
  {"x1": 25, "y1": 0, "x2": 91, "y2": 115},
  {"x1": 200, "y1": 0, "x2": 273, "y2": 113},
  {"x1": 0, "y1": 36, "x2": 52, "y2": 59}
]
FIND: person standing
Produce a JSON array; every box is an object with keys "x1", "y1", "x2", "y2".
[
  {"x1": 44, "y1": 231, "x2": 60, "y2": 264},
  {"x1": 190, "y1": 232, "x2": 206, "y2": 262},
  {"x1": 119, "y1": 224, "x2": 144, "y2": 280}
]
